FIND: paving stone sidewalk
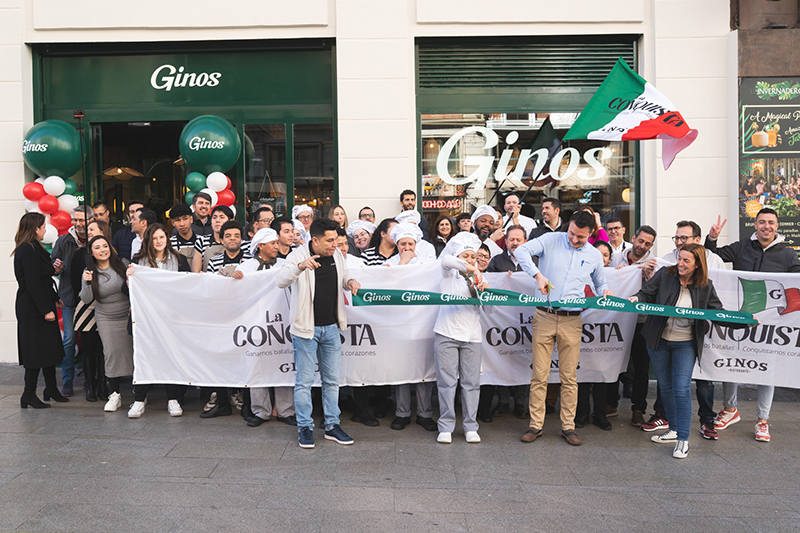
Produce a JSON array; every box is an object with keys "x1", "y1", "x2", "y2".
[{"x1": 0, "y1": 364, "x2": 798, "y2": 533}]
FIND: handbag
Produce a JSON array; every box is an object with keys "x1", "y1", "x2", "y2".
[{"x1": 73, "y1": 298, "x2": 97, "y2": 332}]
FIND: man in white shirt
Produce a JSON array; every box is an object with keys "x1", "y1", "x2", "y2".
[
  {"x1": 502, "y1": 193, "x2": 537, "y2": 237},
  {"x1": 130, "y1": 207, "x2": 156, "y2": 259},
  {"x1": 605, "y1": 217, "x2": 631, "y2": 258}
]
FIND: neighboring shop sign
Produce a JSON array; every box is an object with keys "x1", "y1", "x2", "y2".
[{"x1": 739, "y1": 78, "x2": 800, "y2": 253}]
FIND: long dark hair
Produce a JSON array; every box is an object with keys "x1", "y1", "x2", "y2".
[
  {"x1": 86, "y1": 235, "x2": 128, "y2": 302},
  {"x1": 135, "y1": 223, "x2": 180, "y2": 267},
  {"x1": 12, "y1": 212, "x2": 46, "y2": 256},
  {"x1": 368, "y1": 218, "x2": 397, "y2": 249},
  {"x1": 433, "y1": 214, "x2": 455, "y2": 242},
  {"x1": 667, "y1": 243, "x2": 709, "y2": 288}
]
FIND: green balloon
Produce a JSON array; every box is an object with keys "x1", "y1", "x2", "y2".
[
  {"x1": 244, "y1": 134, "x2": 255, "y2": 174},
  {"x1": 185, "y1": 172, "x2": 207, "y2": 193},
  {"x1": 179, "y1": 115, "x2": 241, "y2": 175},
  {"x1": 185, "y1": 191, "x2": 197, "y2": 205},
  {"x1": 63, "y1": 179, "x2": 78, "y2": 196},
  {"x1": 22, "y1": 120, "x2": 82, "y2": 177}
]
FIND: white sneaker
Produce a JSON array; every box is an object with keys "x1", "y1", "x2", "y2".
[
  {"x1": 673, "y1": 440, "x2": 689, "y2": 458},
  {"x1": 755, "y1": 421, "x2": 771, "y2": 442},
  {"x1": 104, "y1": 392, "x2": 122, "y2": 412},
  {"x1": 651, "y1": 429, "x2": 677, "y2": 443},
  {"x1": 465, "y1": 431, "x2": 481, "y2": 443},
  {"x1": 167, "y1": 400, "x2": 183, "y2": 417},
  {"x1": 437, "y1": 432, "x2": 452, "y2": 444},
  {"x1": 203, "y1": 392, "x2": 217, "y2": 412},
  {"x1": 714, "y1": 408, "x2": 740, "y2": 429},
  {"x1": 128, "y1": 400, "x2": 146, "y2": 419}
]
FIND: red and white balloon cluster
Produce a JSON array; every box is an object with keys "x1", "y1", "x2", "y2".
[
  {"x1": 22, "y1": 176, "x2": 79, "y2": 244},
  {"x1": 185, "y1": 171, "x2": 236, "y2": 217}
]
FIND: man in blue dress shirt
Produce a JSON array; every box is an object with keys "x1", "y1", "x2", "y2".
[{"x1": 514, "y1": 211, "x2": 614, "y2": 446}]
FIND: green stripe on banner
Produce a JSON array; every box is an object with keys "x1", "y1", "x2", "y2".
[{"x1": 352, "y1": 288, "x2": 757, "y2": 325}]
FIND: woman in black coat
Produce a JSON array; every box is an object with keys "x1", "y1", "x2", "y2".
[{"x1": 13, "y1": 212, "x2": 69, "y2": 408}]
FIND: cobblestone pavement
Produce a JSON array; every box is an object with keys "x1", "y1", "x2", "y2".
[{"x1": 1, "y1": 364, "x2": 798, "y2": 532}]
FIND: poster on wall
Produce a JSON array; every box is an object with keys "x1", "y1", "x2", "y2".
[{"x1": 739, "y1": 78, "x2": 800, "y2": 254}]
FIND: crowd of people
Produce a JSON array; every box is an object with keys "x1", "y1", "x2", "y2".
[{"x1": 12, "y1": 187, "x2": 800, "y2": 457}]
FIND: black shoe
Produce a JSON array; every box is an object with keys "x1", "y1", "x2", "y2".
[
  {"x1": 373, "y1": 406, "x2": 388, "y2": 419},
  {"x1": 20, "y1": 394, "x2": 50, "y2": 409},
  {"x1": 60, "y1": 381, "x2": 74, "y2": 397},
  {"x1": 391, "y1": 416, "x2": 411, "y2": 430},
  {"x1": 492, "y1": 402, "x2": 510, "y2": 416},
  {"x1": 513, "y1": 404, "x2": 528, "y2": 419},
  {"x1": 247, "y1": 416, "x2": 268, "y2": 427},
  {"x1": 574, "y1": 414, "x2": 590, "y2": 428},
  {"x1": 478, "y1": 410, "x2": 493, "y2": 423},
  {"x1": 592, "y1": 415, "x2": 612, "y2": 431},
  {"x1": 43, "y1": 388, "x2": 69, "y2": 403},
  {"x1": 351, "y1": 411, "x2": 379, "y2": 427},
  {"x1": 241, "y1": 404, "x2": 255, "y2": 420},
  {"x1": 199, "y1": 404, "x2": 232, "y2": 418},
  {"x1": 85, "y1": 387, "x2": 97, "y2": 402},
  {"x1": 97, "y1": 381, "x2": 109, "y2": 402},
  {"x1": 416, "y1": 417, "x2": 437, "y2": 432},
  {"x1": 545, "y1": 402, "x2": 556, "y2": 415},
  {"x1": 277, "y1": 415, "x2": 298, "y2": 426}
]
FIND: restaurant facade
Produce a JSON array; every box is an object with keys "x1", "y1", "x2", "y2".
[{"x1": 0, "y1": 0, "x2": 735, "y2": 361}]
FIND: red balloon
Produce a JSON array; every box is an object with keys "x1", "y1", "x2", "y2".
[
  {"x1": 57, "y1": 228, "x2": 69, "y2": 236},
  {"x1": 226, "y1": 176, "x2": 232, "y2": 190},
  {"x1": 50, "y1": 210, "x2": 73, "y2": 231},
  {"x1": 217, "y1": 189, "x2": 235, "y2": 206},
  {"x1": 23, "y1": 182, "x2": 46, "y2": 201},
  {"x1": 38, "y1": 194, "x2": 59, "y2": 215}
]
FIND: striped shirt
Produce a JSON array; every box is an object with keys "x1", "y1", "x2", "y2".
[
  {"x1": 170, "y1": 232, "x2": 197, "y2": 261},
  {"x1": 360, "y1": 246, "x2": 397, "y2": 266},
  {"x1": 206, "y1": 249, "x2": 246, "y2": 276}
]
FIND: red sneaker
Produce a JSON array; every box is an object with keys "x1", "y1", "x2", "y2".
[
  {"x1": 700, "y1": 422, "x2": 718, "y2": 440},
  {"x1": 714, "y1": 408, "x2": 740, "y2": 430},
  {"x1": 641, "y1": 414, "x2": 669, "y2": 432}
]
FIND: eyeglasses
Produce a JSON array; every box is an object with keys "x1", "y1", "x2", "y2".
[
  {"x1": 297, "y1": 215, "x2": 313, "y2": 221},
  {"x1": 360, "y1": 213, "x2": 375, "y2": 220},
  {"x1": 257, "y1": 218, "x2": 274, "y2": 225},
  {"x1": 607, "y1": 226, "x2": 623, "y2": 232},
  {"x1": 671, "y1": 235, "x2": 695, "y2": 243},
  {"x1": 477, "y1": 254, "x2": 490, "y2": 261},
  {"x1": 94, "y1": 211, "x2": 107, "y2": 217}
]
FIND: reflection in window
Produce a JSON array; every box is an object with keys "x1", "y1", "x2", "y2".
[
  {"x1": 294, "y1": 123, "x2": 334, "y2": 218},
  {"x1": 244, "y1": 124, "x2": 287, "y2": 217}
]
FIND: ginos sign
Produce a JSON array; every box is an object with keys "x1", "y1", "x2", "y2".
[
  {"x1": 435, "y1": 126, "x2": 612, "y2": 187},
  {"x1": 150, "y1": 64, "x2": 222, "y2": 91}
]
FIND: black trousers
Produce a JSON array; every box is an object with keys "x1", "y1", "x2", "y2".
[
  {"x1": 576, "y1": 382, "x2": 607, "y2": 420},
  {"x1": 630, "y1": 322, "x2": 650, "y2": 412},
  {"x1": 134, "y1": 383, "x2": 188, "y2": 403}
]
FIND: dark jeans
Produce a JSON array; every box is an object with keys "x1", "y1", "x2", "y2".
[
  {"x1": 653, "y1": 379, "x2": 714, "y2": 425},
  {"x1": 630, "y1": 322, "x2": 650, "y2": 412}
]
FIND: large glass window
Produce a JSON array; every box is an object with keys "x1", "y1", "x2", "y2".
[
  {"x1": 293, "y1": 123, "x2": 335, "y2": 218},
  {"x1": 421, "y1": 112, "x2": 636, "y2": 240},
  {"x1": 244, "y1": 124, "x2": 287, "y2": 217}
]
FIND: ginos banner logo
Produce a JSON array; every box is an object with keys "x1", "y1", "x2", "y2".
[
  {"x1": 22, "y1": 140, "x2": 48, "y2": 153},
  {"x1": 150, "y1": 64, "x2": 221, "y2": 91},
  {"x1": 188, "y1": 137, "x2": 226, "y2": 151}
]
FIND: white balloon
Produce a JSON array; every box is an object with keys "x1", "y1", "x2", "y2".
[
  {"x1": 24, "y1": 199, "x2": 42, "y2": 213},
  {"x1": 206, "y1": 172, "x2": 228, "y2": 192},
  {"x1": 35, "y1": 177, "x2": 46, "y2": 184},
  {"x1": 228, "y1": 205, "x2": 236, "y2": 218},
  {"x1": 42, "y1": 224, "x2": 57, "y2": 244},
  {"x1": 58, "y1": 194, "x2": 79, "y2": 212},
  {"x1": 43, "y1": 176, "x2": 66, "y2": 196},
  {"x1": 199, "y1": 188, "x2": 218, "y2": 207}
]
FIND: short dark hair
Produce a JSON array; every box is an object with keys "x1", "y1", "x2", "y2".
[
  {"x1": 220, "y1": 220, "x2": 242, "y2": 239},
  {"x1": 506, "y1": 224, "x2": 527, "y2": 240},
  {"x1": 504, "y1": 193, "x2": 521, "y2": 203},
  {"x1": 606, "y1": 217, "x2": 623, "y2": 227},
  {"x1": 271, "y1": 216, "x2": 293, "y2": 233},
  {"x1": 456, "y1": 213, "x2": 471, "y2": 222},
  {"x1": 369, "y1": 218, "x2": 398, "y2": 249},
  {"x1": 211, "y1": 205, "x2": 234, "y2": 219},
  {"x1": 479, "y1": 244, "x2": 490, "y2": 254},
  {"x1": 336, "y1": 227, "x2": 347, "y2": 238},
  {"x1": 244, "y1": 222, "x2": 255, "y2": 238},
  {"x1": 136, "y1": 207, "x2": 157, "y2": 226},
  {"x1": 594, "y1": 240, "x2": 613, "y2": 259},
  {"x1": 542, "y1": 197, "x2": 561, "y2": 211},
  {"x1": 193, "y1": 192, "x2": 212, "y2": 205},
  {"x1": 359, "y1": 206, "x2": 375, "y2": 217},
  {"x1": 310, "y1": 218, "x2": 340, "y2": 239},
  {"x1": 757, "y1": 207, "x2": 778, "y2": 220},
  {"x1": 92, "y1": 201, "x2": 109, "y2": 211},
  {"x1": 400, "y1": 189, "x2": 416, "y2": 202},
  {"x1": 170, "y1": 203, "x2": 193, "y2": 219},
  {"x1": 569, "y1": 211, "x2": 596, "y2": 231},
  {"x1": 635, "y1": 225, "x2": 657, "y2": 239},
  {"x1": 129, "y1": 199, "x2": 145, "y2": 208},
  {"x1": 676, "y1": 220, "x2": 701, "y2": 238},
  {"x1": 253, "y1": 207, "x2": 273, "y2": 222}
]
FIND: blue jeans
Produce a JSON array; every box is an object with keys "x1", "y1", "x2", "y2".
[
  {"x1": 60, "y1": 306, "x2": 77, "y2": 385},
  {"x1": 292, "y1": 325, "x2": 342, "y2": 431},
  {"x1": 647, "y1": 340, "x2": 696, "y2": 441}
]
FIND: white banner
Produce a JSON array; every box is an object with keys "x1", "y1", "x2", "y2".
[
  {"x1": 129, "y1": 262, "x2": 642, "y2": 387},
  {"x1": 695, "y1": 267, "x2": 800, "y2": 387}
]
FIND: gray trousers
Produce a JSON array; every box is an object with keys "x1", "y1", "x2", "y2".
[
  {"x1": 722, "y1": 382, "x2": 774, "y2": 420},
  {"x1": 250, "y1": 386, "x2": 295, "y2": 420},
  {"x1": 395, "y1": 382, "x2": 434, "y2": 418},
  {"x1": 434, "y1": 333, "x2": 482, "y2": 433}
]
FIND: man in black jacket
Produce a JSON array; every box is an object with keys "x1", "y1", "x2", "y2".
[
  {"x1": 528, "y1": 197, "x2": 566, "y2": 240},
  {"x1": 705, "y1": 207, "x2": 800, "y2": 443}
]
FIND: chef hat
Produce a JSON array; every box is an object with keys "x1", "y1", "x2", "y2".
[
  {"x1": 440, "y1": 231, "x2": 482, "y2": 259},
  {"x1": 291, "y1": 205, "x2": 313, "y2": 219},
  {"x1": 395, "y1": 209, "x2": 421, "y2": 225},
  {"x1": 389, "y1": 222, "x2": 422, "y2": 244},
  {"x1": 292, "y1": 220, "x2": 307, "y2": 241},
  {"x1": 250, "y1": 227, "x2": 278, "y2": 249},
  {"x1": 470, "y1": 205, "x2": 498, "y2": 226},
  {"x1": 346, "y1": 220, "x2": 377, "y2": 239}
]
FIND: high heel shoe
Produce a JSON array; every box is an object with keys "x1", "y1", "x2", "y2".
[
  {"x1": 21, "y1": 394, "x2": 51, "y2": 409},
  {"x1": 43, "y1": 388, "x2": 69, "y2": 403}
]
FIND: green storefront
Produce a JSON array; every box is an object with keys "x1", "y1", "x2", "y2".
[{"x1": 33, "y1": 39, "x2": 336, "y2": 222}]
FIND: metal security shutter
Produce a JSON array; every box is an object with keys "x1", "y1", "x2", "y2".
[{"x1": 416, "y1": 35, "x2": 638, "y2": 113}]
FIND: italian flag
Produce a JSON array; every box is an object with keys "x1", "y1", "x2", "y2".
[
  {"x1": 564, "y1": 58, "x2": 699, "y2": 170},
  {"x1": 739, "y1": 278, "x2": 800, "y2": 315}
]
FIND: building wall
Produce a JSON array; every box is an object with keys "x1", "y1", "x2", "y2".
[{"x1": 0, "y1": 0, "x2": 733, "y2": 362}]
